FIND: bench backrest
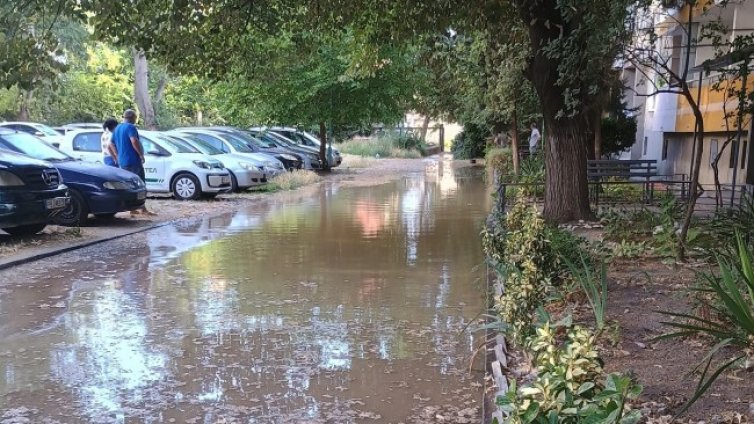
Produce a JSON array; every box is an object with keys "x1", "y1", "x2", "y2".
[{"x1": 587, "y1": 160, "x2": 657, "y2": 179}]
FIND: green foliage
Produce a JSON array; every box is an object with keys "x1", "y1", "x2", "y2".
[
  {"x1": 486, "y1": 148, "x2": 512, "y2": 176},
  {"x1": 601, "y1": 114, "x2": 637, "y2": 158},
  {"x1": 498, "y1": 323, "x2": 642, "y2": 424},
  {"x1": 452, "y1": 123, "x2": 489, "y2": 159},
  {"x1": 337, "y1": 135, "x2": 422, "y2": 159},
  {"x1": 658, "y1": 234, "x2": 754, "y2": 415},
  {"x1": 565, "y1": 254, "x2": 609, "y2": 332}
]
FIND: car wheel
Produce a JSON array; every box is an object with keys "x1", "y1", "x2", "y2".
[
  {"x1": 172, "y1": 173, "x2": 201, "y2": 200},
  {"x1": 229, "y1": 172, "x2": 240, "y2": 193},
  {"x1": 95, "y1": 213, "x2": 117, "y2": 220},
  {"x1": 2, "y1": 223, "x2": 47, "y2": 236},
  {"x1": 54, "y1": 190, "x2": 89, "y2": 226}
]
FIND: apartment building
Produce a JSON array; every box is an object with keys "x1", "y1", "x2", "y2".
[{"x1": 621, "y1": 0, "x2": 754, "y2": 191}]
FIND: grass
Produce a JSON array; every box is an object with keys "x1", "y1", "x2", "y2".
[
  {"x1": 338, "y1": 136, "x2": 422, "y2": 159},
  {"x1": 255, "y1": 170, "x2": 321, "y2": 192},
  {"x1": 340, "y1": 154, "x2": 375, "y2": 168}
]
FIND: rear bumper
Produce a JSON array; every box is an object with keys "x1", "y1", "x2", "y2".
[
  {"x1": 86, "y1": 188, "x2": 147, "y2": 213},
  {"x1": 0, "y1": 185, "x2": 69, "y2": 227}
]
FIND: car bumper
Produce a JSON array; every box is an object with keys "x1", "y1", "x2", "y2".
[
  {"x1": 86, "y1": 188, "x2": 147, "y2": 214},
  {"x1": 0, "y1": 186, "x2": 69, "y2": 228},
  {"x1": 202, "y1": 172, "x2": 232, "y2": 193}
]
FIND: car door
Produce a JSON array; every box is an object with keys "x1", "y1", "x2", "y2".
[{"x1": 139, "y1": 136, "x2": 169, "y2": 192}]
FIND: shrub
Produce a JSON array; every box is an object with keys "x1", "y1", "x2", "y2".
[
  {"x1": 498, "y1": 322, "x2": 642, "y2": 424},
  {"x1": 338, "y1": 135, "x2": 422, "y2": 158},
  {"x1": 486, "y1": 148, "x2": 512, "y2": 176},
  {"x1": 263, "y1": 170, "x2": 321, "y2": 191},
  {"x1": 451, "y1": 122, "x2": 489, "y2": 159}
]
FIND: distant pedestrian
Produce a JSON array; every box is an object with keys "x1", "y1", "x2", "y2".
[
  {"x1": 529, "y1": 122, "x2": 541, "y2": 155},
  {"x1": 101, "y1": 118, "x2": 119, "y2": 167},
  {"x1": 112, "y1": 109, "x2": 155, "y2": 216}
]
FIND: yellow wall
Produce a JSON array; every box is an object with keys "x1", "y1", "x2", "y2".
[{"x1": 675, "y1": 77, "x2": 754, "y2": 133}]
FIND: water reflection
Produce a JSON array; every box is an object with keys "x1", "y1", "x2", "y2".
[{"x1": 0, "y1": 160, "x2": 490, "y2": 422}]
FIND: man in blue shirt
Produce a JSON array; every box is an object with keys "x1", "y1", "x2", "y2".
[{"x1": 113, "y1": 109, "x2": 154, "y2": 215}]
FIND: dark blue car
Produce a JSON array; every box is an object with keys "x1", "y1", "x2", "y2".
[
  {"x1": 0, "y1": 150, "x2": 69, "y2": 236},
  {"x1": 0, "y1": 129, "x2": 147, "y2": 226}
]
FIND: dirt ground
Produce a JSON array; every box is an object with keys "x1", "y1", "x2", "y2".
[
  {"x1": 603, "y1": 257, "x2": 754, "y2": 422},
  {"x1": 0, "y1": 156, "x2": 440, "y2": 266}
]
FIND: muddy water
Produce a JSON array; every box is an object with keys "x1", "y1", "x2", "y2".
[{"x1": 0, "y1": 161, "x2": 490, "y2": 423}]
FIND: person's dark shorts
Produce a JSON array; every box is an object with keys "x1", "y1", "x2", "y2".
[{"x1": 121, "y1": 164, "x2": 146, "y2": 182}]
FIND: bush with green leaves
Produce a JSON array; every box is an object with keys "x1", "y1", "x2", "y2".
[
  {"x1": 659, "y1": 233, "x2": 754, "y2": 414},
  {"x1": 451, "y1": 122, "x2": 489, "y2": 159},
  {"x1": 497, "y1": 322, "x2": 642, "y2": 424}
]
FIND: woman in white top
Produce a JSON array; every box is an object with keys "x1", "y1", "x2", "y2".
[{"x1": 101, "y1": 118, "x2": 119, "y2": 167}]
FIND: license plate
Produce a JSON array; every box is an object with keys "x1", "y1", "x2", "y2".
[
  {"x1": 137, "y1": 191, "x2": 147, "y2": 200},
  {"x1": 221, "y1": 176, "x2": 230, "y2": 184},
  {"x1": 45, "y1": 197, "x2": 67, "y2": 210}
]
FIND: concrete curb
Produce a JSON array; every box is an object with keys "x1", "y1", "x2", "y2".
[{"x1": 0, "y1": 221, "x2": 173, "y2": 271}]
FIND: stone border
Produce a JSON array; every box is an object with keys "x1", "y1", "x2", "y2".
[{"x1": 487, "y1": 275, "x2": 510, "y2": 424}]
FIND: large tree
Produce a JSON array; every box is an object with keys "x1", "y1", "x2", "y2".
[{"x1": 80, "y1": 0, "x2": 633, "y2": 221}]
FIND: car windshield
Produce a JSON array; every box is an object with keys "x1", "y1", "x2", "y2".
[
  {"x1": 171, "y1": 134, "x2": 223, "y2": 155},
  {"x1": 0, "y1": 132, "x2": 71, "y2": 161},
  {"x1": 236, "y1": 130, "x2": 277, "y2": 148},
  {"x1": 154, "y1": 134, "x2": 200, "y2": 153},
  {"x1": 34, "y1": 124, "x2": 61, "y2": 137},
  {"x1": 217, "y1": 133, "x2": 254, "y2": 153}
]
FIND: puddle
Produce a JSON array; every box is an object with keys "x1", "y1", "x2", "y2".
[{"x1": 0, "y1": 160, "x2": 490, "y2": 423}]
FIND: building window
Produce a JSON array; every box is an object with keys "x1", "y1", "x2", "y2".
[
  {"x1": 742, "y1": 140, "x2": 748, "y2": 170},
  {"x1": 710, "y1": 139, "x2": 718, "y2": 167},
  {"x1": 662, "y1": 139, "x2": 669, "y2": 160},
  {"x1": 643, "y1": 136, "x2": 648, "y2": 155},
  {"x1": 729, "y1": 140, "x2": 739, "y2": 169}
]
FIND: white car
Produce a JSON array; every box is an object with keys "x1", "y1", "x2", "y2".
[
  {"x1": 172, "y1": 129, "x2": 286, "y2": 178},
  {"x1": 0, "y1": 121, "x2": 66, "y2": 148},
  {"x1": 163, "y1": 132, "x2": 268, "y2": 191},
  {"x1": 268, "y1": 126, "x2": 343, "y2": 167},
  {"x1": 58, "y1": 129, "x2": 232, "y2": 200}
]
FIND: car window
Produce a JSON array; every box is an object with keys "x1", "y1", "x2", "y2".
[
  {"x1": 140, "y1": 137, "x2": 169, "y2": 156},
  {"x1": 73, "y1": 132, "x2": 102, "y2": 152},
  {"x1": 34, "y1": 124, "x2": 61, "y2": 137},
  {"x1": 0, "y1": 132, "x2": 71, "y2": 161}
]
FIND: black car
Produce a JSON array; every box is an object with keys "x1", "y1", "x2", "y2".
[
  {"x1": 0, "y1": 150, "x2": 69, "y2": 236},
  {"x1": 247, "y1": 129, "x2": 324, "y2": 170}
]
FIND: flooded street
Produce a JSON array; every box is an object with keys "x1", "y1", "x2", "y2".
[{"x1": 0, "y1": 161, "x2": 490, "y2": 423}]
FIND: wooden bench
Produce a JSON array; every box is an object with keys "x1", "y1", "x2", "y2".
[{"x1": 587, "y1": 160, "x2": 658, "y2": 205}]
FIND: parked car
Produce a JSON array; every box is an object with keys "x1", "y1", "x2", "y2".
[
  {"x1": 248, "y1": 128, "x2": 324, "y2": 170},
  {"x1": 0, "y1": 121, "x2": 65, "y2": 148},
  {"x1": 268, "y1": 126, "x2": 343, "y2": 167},
  {"x1": 190, "y1": 126, "x2": 304, "y2": 170},
  {"x1": 0, "y1": 149, "x2": 69, "y2": 235},
  {"x1": 57, "y1": 129, "x2": 233, "y2": 200},
  {"x1": 53, "y1": 123, "x2": 102, "y2": 135},
  {"x1": 160, "y1": 132, "x2": 267, "y2": 192},
  {"x1": 0, "y1": 129, "x2": 147, "y2": 225},
  {"x1": 171, "y1": 128, "x2": 287, "y2": 177}
]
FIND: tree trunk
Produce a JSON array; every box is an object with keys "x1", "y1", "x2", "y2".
[
  {"x1": 134, "y1": 49, "x2": 157, "y2": 129},
  {"x1": 517, "y1": 0, "x2": 593, "y2": 222},
  {"x1": 318, "y1": 121, "x2": 329, "y2": 170},
  {"x1": 18, "y1": 89, "x2": 33, "y2": 121},
  {"x1": 511, "y1": 103, "x2": 521, "y2": 175},
  {"x1": 593, "y1": 109, "x2": 603, "y2": 160},
  {"x1": 419, "y1": 115, "x2": 431, "y2": 142},
  {"x1": 542, "y1": 118, "x2": 593, "y2": 222},
  {"x1": 677, "y1": 87, "x2": 705, "y2": 261}
]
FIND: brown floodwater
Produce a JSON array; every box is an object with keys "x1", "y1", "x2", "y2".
[{"x1": 0, "y1": 160, "x2": 490, "y2": 423}]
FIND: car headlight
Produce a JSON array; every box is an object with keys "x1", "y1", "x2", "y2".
[
  {"x1": 103, "y1": 181, "x2": 131, "y2": 190},
  {"x1": 192, "y1": 160, "x2": 212, "y2": 169},
  {"x1": 239, "y1": 161, "x2": 261, "y2": 171},
  {"x1": 0, "y1": 170, "x2": 25, "y2": 187},
  {"x1": 265, "y1": 161, "x2": 283, "y2": 169},
  {"x1": 281, "y1": 154, "x2": 297, "y2": 161}
]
